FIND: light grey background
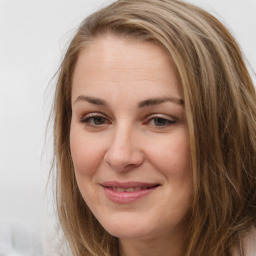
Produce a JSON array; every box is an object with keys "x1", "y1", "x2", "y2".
[{"x1": 0, "y1": 0, "x2": 255, "y2": 253}]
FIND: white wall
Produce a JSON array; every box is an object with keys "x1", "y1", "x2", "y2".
[{"x1": 0, "y1": 0, "x2": 255, "y2": 254}]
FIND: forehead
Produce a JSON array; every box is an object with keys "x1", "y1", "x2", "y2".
[{"x1": 72, "y1": 34, "x2": 182, "y2": 101}]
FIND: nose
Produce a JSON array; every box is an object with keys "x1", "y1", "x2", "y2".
[{"x1": 104, "y1": 126, "x2": 144, "y2": 172}]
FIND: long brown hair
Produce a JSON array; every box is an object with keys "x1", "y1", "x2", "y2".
[{"x1": 53, "y1": 0, "x2": 256, "y2": 255}]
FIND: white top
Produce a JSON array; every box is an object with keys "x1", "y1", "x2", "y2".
[
  {"x1": 233, "y1": 226, "x2": 256, "y2": 256},
  {"x1": 0, "y1": 221, "x2": 43, "y2": 256}
]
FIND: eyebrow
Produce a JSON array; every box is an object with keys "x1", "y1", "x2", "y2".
[
  {"x1": 138, "y1": 97, "x2": 184, "y2": 108},
  {"x1": 74, "y1": 95, "x2": 109, "y2": 106},
  {"x1": 73, "y1": 95, "x2": 184, "y2": 107}
]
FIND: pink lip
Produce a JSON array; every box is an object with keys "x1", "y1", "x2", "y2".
[{"x1": 101, "y1": 181, "x2": 160, "y2": 204}]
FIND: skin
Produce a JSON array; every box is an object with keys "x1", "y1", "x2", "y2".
[{"x1": 70, "y1": 34, "x2": 193, "y2": 256}]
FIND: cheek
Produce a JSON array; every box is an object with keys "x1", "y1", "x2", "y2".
[
  {"x1": 152, "y1": 133, "x2": 193, "y2": 216},
  {"x1": 147, "y1": 130, "x2": 193, "y2": 209},
  {"x1": 70, "y1": 126, "x2": 105, "y2": 177},
  {"x1": 148, "y1": 131, "x2": 191, "y2": 177},
  {"x1": 69, "y1": 127, "x2": 105, "y2": 205}
]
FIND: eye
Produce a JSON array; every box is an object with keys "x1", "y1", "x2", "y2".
[
  {"x1": 152, "y1": 117, "x2": 175, "y2": 126},
  {"x1": 146, "y1": 115, "x2": 176, "y2": 128},
  {"x1": 80, "y1": 114, "x2": 110, "y2": 126}
]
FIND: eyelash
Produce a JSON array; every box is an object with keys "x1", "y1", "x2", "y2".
[
  {"x1": 145, "y1": 115, "x2": 176, "y2": 127},
  {"x1": 79, "y1": 113, "x2": 176, "y2": 128},
  {"x1": 80, "y1": 113, "x2": 109, "y2": 126}
]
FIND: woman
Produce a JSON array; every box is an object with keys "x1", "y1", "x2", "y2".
[{"x1": 52, "y1": 0, "x2": 256, "y2": 255}]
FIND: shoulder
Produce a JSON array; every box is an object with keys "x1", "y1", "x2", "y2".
[
  {"x1": 243, "y1": 225, "x2": 256, "y2": 256},
  {"x1": 233, "y1": 225, "x2": 256, "y2": 256}
]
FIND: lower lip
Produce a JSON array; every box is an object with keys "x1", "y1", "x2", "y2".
[{"x1": 103, "y1": 186, "x2": 158, "y2": 204}]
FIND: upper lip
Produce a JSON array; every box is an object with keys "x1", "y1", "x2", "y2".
[{"x1": 101, "y1": 181, "x2": 160, "y2": 188}]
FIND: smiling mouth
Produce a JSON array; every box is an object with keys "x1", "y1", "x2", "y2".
[
  {"x1": 101, "y1": 183, "x2": 160, "y2": 203},
  {"x1": 104, "y1": 185, "x2": 159, "y2": 192}
]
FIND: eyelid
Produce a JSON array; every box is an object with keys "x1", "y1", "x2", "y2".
[
  {"x1": 80, "y1": 112, "x2": 108, "y2": 120},
  {"x1": 79, "y1": 112, "x2": 111, "y2": 124},
  {"x1": 143, "y1": 114, "x2": 177, "y2": 129},
  {"x1": 78, "y1": 112, "x2": 176, "y2": 127},
  {"x1": 145, "y1": 113, "x2": 176, "y2": 121}
]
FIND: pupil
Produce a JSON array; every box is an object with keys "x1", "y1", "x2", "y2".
[
  {"x1": 94, "y1": 117, "x2": 105, "y2": 125},
  {"x1": 154, "y1": 118, "x2": 167, "y2": 126}
]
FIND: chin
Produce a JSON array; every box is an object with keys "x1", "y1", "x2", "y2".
[
  {"x1": 107, "y1": 226, "x2": 151, "y2": 240},
  {"x1": 99, "y1": 214, "x2": 159, "y2": 240}
]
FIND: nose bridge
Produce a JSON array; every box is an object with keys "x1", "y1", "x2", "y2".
[
  {"x1": 104, "y1": 121, "x2": 143, "y2": 171},
  {"x1": 114, "y1": 121, "x2": 133, "y2": 147}
]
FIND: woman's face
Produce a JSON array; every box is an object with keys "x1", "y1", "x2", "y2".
[{"x1": 70, "y1": 34, "x2": 193, "y2": 241}]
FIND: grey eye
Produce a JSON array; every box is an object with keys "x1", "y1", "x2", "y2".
[
  {"x1": 81, "y1": 116, "x2": 108, "y2": 125},
  {"x1": 153, "y1": 118, "x2": 175, "y2": 126},
  {"x1": 92, "y1": 116, "x2": 107, "y2": 125}
]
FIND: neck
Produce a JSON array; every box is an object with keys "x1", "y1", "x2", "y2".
[{"x1": 119, "y1": 230, "x2": 185, "y2": 256}]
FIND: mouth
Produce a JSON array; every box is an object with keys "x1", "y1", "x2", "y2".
[
  {"x1": 104, "y1": 185, "x2": 160, "y2": 192},
  {"x1": 101, "y1": 182, "x2": 160, "y2": 203}
]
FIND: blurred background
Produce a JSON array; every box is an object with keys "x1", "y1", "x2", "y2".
[{"x1": 0, "y1": 0, "x2": 255, "y2": 255}]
